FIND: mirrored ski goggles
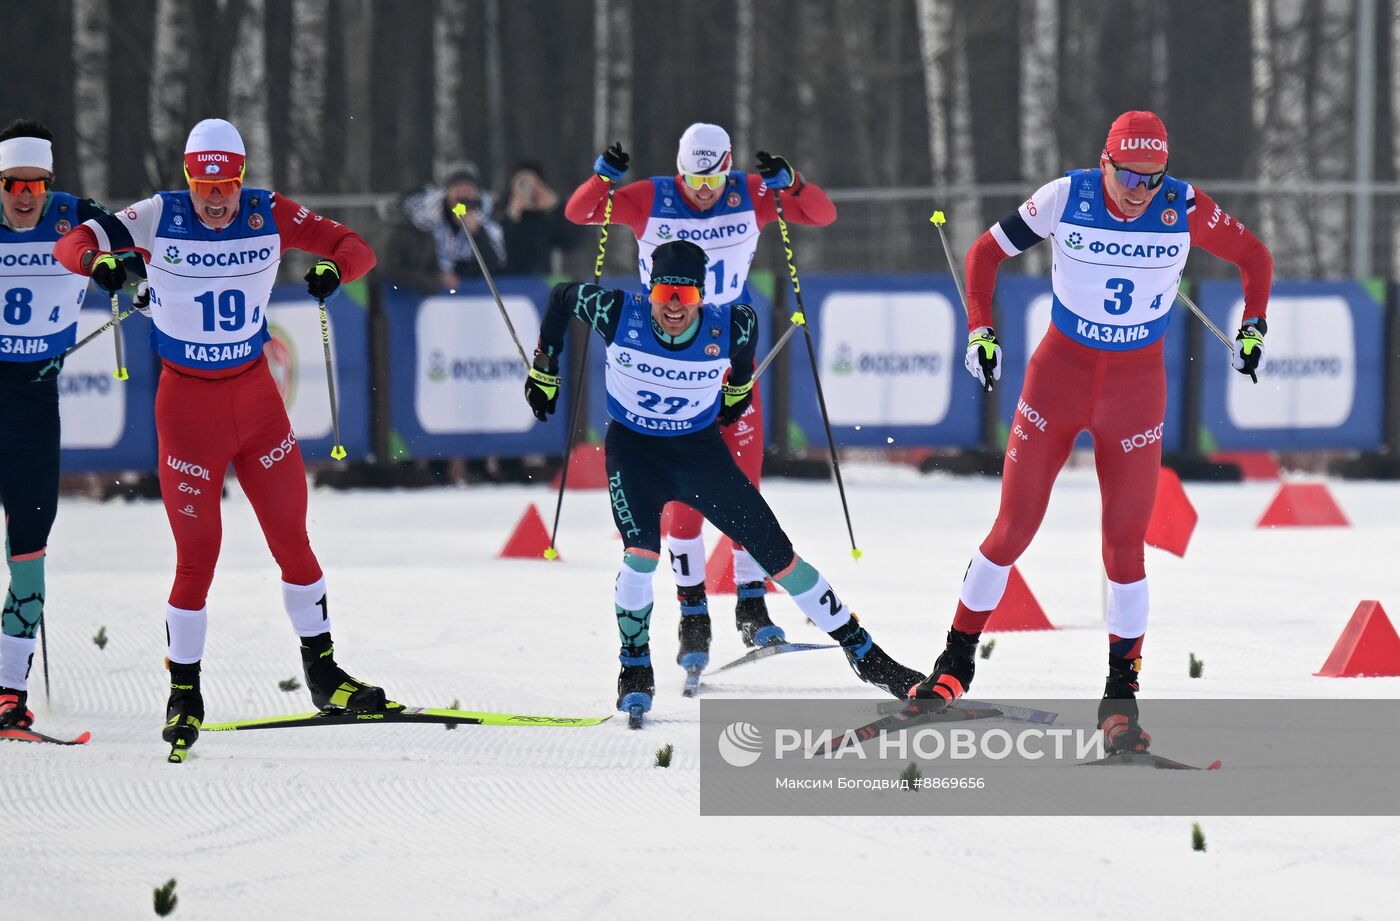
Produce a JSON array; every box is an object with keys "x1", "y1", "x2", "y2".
[
  {"x1": 681, "y1": 172, "x2": 726, "y2": 191},
  {"x1": 0, "y1": 175, "x2": 50, "y2": 196},
  {"x1": 183, "y1": 164, "x2": 245, "y2": 198},
  {"x1": 1106, "y1": 156, "x2": 1166, "y2": 191},
  {"x1": 649, "y1": 283, "x2": 703, "y2": 307}
]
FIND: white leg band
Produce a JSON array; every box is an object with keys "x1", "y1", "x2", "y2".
[
  {"x1": 958, "y1": 550, "x2": 1012, "y2": 612},
  {"x1": 667, "y1": 535, "x2": 707, "y2": 588},
  {"x1": 788, "y1": 574, "x2": 849, "y2": 633},
  {"x1": 732, "y1": 548, "x2": 767, "y2": 585},
  {"x1": 615, "y1": 564, "x2": 655, "y2": 613},
  {"x1": 1106, "y1": 577, "x2": 1149, "y2": 638},
  {"x1": 166, "y1": 604, "x2": 208, "y2": 664},
  {"x1": 283, "y1": 577, "x2": 331, "y2": 637},
  {"x1": 0, "y1": 634, "x2": 37, "y2": 689}
]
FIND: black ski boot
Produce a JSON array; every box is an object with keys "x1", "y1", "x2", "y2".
[
  {"x1": 618, "y1": 645, "x2": 655, "y2": 729},
  {"x1": 0, "y1": 686, "x2": 34, "y2": 729},
  {"x1": 162, "y1": 660, "x2": 204, "y2": 761},
  {"x1": 1098, "y1": 654, "x2": 1151, "y2": 754},
  {"x1": 300, "y1": 633, "x2": 389, "y2": 712},
  {"x1": 829, "y1": 616, "x2": 924, "y2": 699},
  {"x1": 675, "y1": 585, "x2": 712, "y2": 672},
  {"x1": 735, "y1": 581, "x2": 786, "y2": 647},
  {"x1": 909, "y1": 628, "x2": 979, "y2": 705}
]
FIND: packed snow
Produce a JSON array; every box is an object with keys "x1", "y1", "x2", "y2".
[{"x1": 8, "y1": 463, "x2": 1399, "y2": 920}]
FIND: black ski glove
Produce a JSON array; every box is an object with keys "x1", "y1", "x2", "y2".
[{"x1": 305, "y1": 260, "x2": 341, "y2": 301}]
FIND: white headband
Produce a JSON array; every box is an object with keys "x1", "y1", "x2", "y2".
[{"x1": 0, "y1": 136, "x2": 54, "y2": 173}]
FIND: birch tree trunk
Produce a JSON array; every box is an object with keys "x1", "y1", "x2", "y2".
[
  {"x1": 483, "y1": 0, "x2": 507, "y2": 190},
  {"x1": 1253, "y1": 0, "x2": 1353, "y2": 277},
  {"x1": 733, "y1": 0, "x2": 755, "y2": 162},
  {"x1": 72, "y1": 0, "x2": 109, "y2": 200},
  {"x1": 288, "y1": 0, "x2": 329, "y2": 193},
  {"x1": 229, "y1": 0, "x2": 270, "y2": 185},
  {"x1": 149, "y1": 0, "x2": 192, "y2": 187},
  {"x1": 1017, "y1": 0, "x2": 1058, "y2": 274},
  {"x1": 434, "y1": 0, "x2": 470, "y2": 180}
]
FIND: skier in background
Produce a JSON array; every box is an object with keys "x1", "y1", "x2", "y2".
[
  {"x1": 567, "y1": 122, "x2": 836, "y2": 677},
  {"x1": 54, "y1": 118, "x2": 388, "y2": 755},
  {"x1": 911, "y1": 111, "x2": 1274, "y2": 752},
  {"x1": 0, "y1": 119, "x2": 142, "y2": 731},
  {"x1": 525, "y1": 239, "x2": 922, "y2": 722}
]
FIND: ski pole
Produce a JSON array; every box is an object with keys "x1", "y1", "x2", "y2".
[
  {"x1": 544, "y1": 182, "x2": 614, "y2": 561},
  {"x1": 753, "y1": 312, "x2": 803, "y2": 379},
  {"x1": 317, "y1": 297, "x2": 348, "y2": 459},
  {"x1": 1175, "y1": 289, "x2": 1257, "y2": 384},
  {"x1": 109, "y1": 292, "x2": 128, "y2": 380},
  {"x1": 450, "y1": 202, "x2": 529, "y2": 370},
  {"x1": 39, "y1": 618, "x2": 49, "y2": 705},
  {"x1": 59, "y1": 309, "x2": 134, "y2": 360},
  {"x1": 774, "y1": 190, "x2": 861, "y2": 561},
  {"x1": 929, "y1": 210, "x2": 992, "y2": 392}
]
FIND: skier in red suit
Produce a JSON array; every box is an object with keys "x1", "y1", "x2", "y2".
[
  {"x1": 909, "y1": 112, "x2": 1273, "y2": 754},
  {"x1": 567, "y1": 123, "x2": 835, "y2": 670},
  {"x1": 54, "y1": 118, "x2": 388, "y2": 756}
]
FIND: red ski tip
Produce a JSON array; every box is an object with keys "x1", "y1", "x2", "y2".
[{"x1": 1206, "y1": 760, "x2": 1223, "y2": 770}]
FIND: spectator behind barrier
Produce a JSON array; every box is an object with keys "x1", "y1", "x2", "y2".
[
  {"x1": 500, "y1": 161, "x2": 583, "y2": 275},
  {"x1": 382, "y1": 160, "x2": 507, "y2": 293}
]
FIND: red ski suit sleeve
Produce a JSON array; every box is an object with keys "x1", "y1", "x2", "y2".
[
  {"x1": 564, "y1": 173, "x2": 837, "y2": 234},
  {"x1": 53, "y1": 194, "x2": 376, "y2": 281}
]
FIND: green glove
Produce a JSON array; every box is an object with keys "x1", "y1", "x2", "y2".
[
  {"x1": 718, "y1": 379, "x2": 754, "y2": 426},
  {"x1": 525, "y1": 366, "x2": 561, "y2": 421}
]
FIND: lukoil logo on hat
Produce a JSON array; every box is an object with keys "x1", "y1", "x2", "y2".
[
  {"x1": 717, "y1": 721, "x2": 764, "y2": 767},
  {"x1": 183, "y1": 118, "x2": 247, "y2": 181},
  {"x1": 677, "y1": 122, "x2": 733, "y2": 176},
  {"x1": 1104, "y1": 110, "x2": 1169, "y2": 165}
]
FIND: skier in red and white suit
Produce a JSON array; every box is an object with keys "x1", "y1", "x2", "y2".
[
  {"x1": 567, "y1": 123, "x2": 836, "y2": 662},
  {"x1": 910, "y1": 112, "x2": 1274, "y2": 753},
  {"x1": 54, "y1": 119, "x2": 389, "y2": 752}
]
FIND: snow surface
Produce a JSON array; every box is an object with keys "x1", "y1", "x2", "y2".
[{"x1": 8, "y1": 463, "x2": 1400, "y2": 920}]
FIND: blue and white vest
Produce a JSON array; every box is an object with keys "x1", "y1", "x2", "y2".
[
  {"x1": 0, "y1": 192, "x2": 89, "y2": 361},
  {"x1": 636, "y1": 175, "x2": 759, "y2": 306},
  {"x1": 1051, "y1": 168, "x2": 1191, "y2": 350},
  {"x1": 144, "y1": 188, "x2": 280, "y2": 369},
  {"x1": 605, "y1": 295, "x2": 731, "y2": 435}
]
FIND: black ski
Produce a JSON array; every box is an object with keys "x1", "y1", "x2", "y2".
[
  {"x1": 813, "y1": 701, "x2": 1010, "y2": 756},
  {"x1": 0, "y1": 727, "x2": 92, "y2": 746},
  {"x1": 1082, "y1": 751, "x2": 1222, "y2": 771},
  {"x1": 712, "y1": 642, "x2": 840, "y2": 674}
]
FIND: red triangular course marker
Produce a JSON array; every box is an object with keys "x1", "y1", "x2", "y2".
[
  {"x1": 983, "y1": 566, "x2": 1055, "y2": 632},
  {"x1": 499, "y1": 503, "x2": 556, "y2": 560},
  {"x1": 1315, "y1": 601, "x2": 1400, "y2": 677},
  {"x1": 1145, "y1": 466, "x2": 1197, "y2": 558},
  {"x1": 1257, "y1": 483, "x2": 1349, "y2": 528},
  {"x1": 550, "y1": 444, "x2": 609, "y2": 490},
  {"x1": 704, "y1": 535, "x2": 777, "y2": 595}
]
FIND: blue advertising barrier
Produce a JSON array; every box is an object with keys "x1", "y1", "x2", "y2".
[
  {"x1": 584, "y1": 275, "x2": 774, "y2": 443},
  {"x1": 782, "y1": 274, "x2": 984, "y2": 449},
  {"x1": 994, "y1": 275, "x2": 1187, "y2": 453},
  {"x1": 59, "y1": 291, "x2": 160, "y2": 473},
  {"x1": 1198, "y1": 279, "x2": 1385, "y2": 451},
  {"x1": 385, "y1": 279, "x2": 570, "y2": 458},
  {"x1": 263, "y1": 284, "x2": 372, "y2": 461}
]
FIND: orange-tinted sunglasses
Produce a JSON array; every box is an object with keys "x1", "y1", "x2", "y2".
[
  {"x1": 649, "y1": 283, "x2": 703, "y2": 307},
  {"x1": 0, "y1": 176, "x2": 50, "y2": 196},
  {"x1": 183, "y1": 163, "x2": 245, "y2": 198},
  {"x1": 682, "y1": 172, "x2": 726, "y2": 191}
]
